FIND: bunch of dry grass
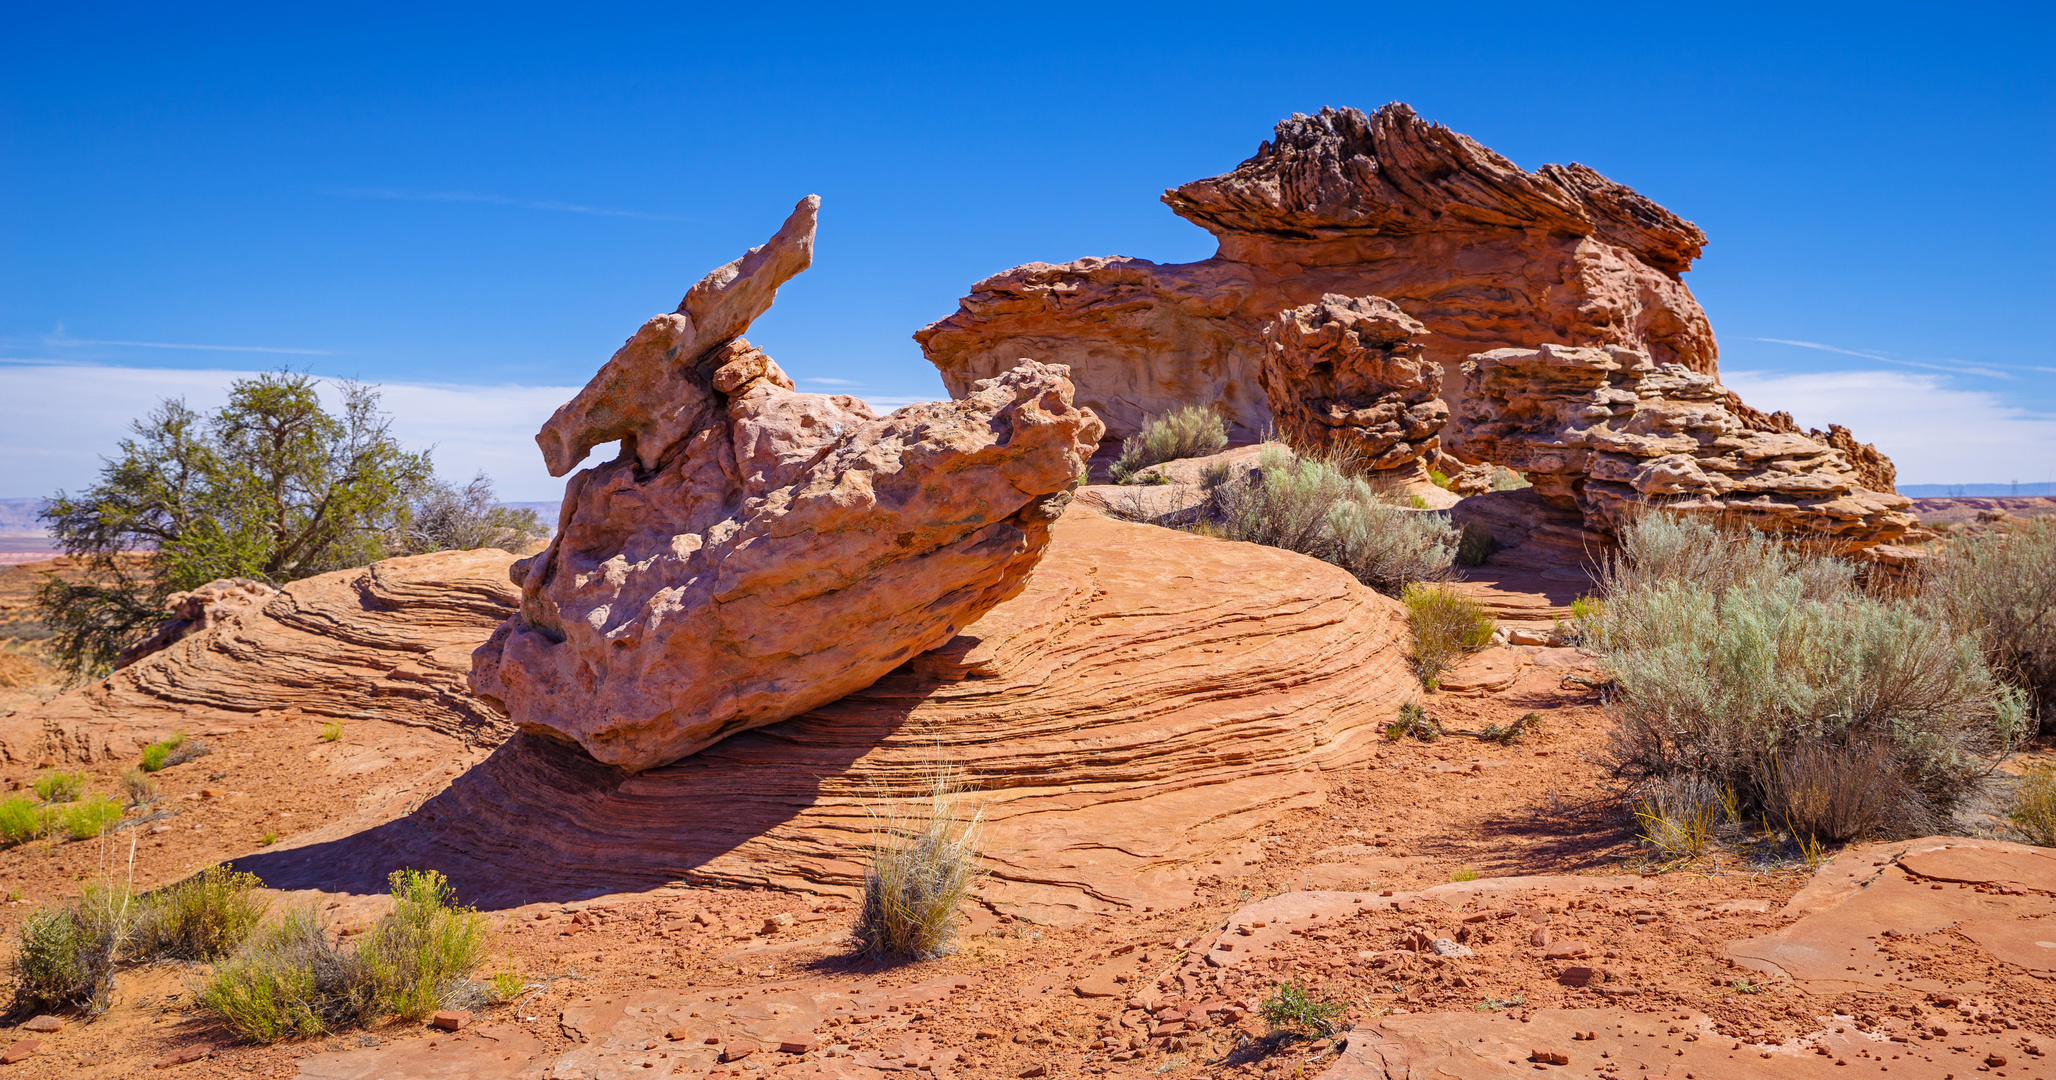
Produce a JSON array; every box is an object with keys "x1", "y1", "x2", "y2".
[
  {"x1": 132, "y1": 865, "x2": 268, "y2": 961},
  {"x1": 1926, "y1": 518, "x2": 2056, "y2": 732},
  {"x1": 1402, "y1": 583, "x2": 1493, "y2": 689},
  {"x1": 1595, "y1": 514, "x2": 2025, "y2": 840},
  {"x1": 1759, "y1": 739, "x2": 1907, "y2": 842},
  {"x1": 1207, "y1": 444, "x2": 1455, "y2": 595},
  {"x1": 1630, "y1": 774, "x2": 1727, "y2": 862},
  {"x1": 853, "y1": 768, "x2": 984, "y2": 961},
  {"x1": 2010, "y1": 765, "x2": 2056, "y2": 848},
  {"x1": 1109, "y1": 406, "x2": 1228, "y2": 484}
]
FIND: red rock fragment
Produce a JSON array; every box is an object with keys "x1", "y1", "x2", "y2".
[
  {"x1": 431, "y1": 1010, "x2": 471, "y2": 1031},
  {"x1": 1529, "y1": 1046, "x2": 1570, "y2": 1065},
  {"x1": 18, "y1": 1017, "x2": 61, "y2": 1034},
  {"x1": 724, "y1": 1040, "x2": 759, "y2": 1062},
  {"x1": 1, "y1": 1040, "x2": 40, "y2": 1064},
  {"x1": 153, "y1": 1045, "x2": 210, "y2": 1069}
]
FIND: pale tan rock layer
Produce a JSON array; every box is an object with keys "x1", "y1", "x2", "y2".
[
  {"x1": 37, "y1": 512, "x2": 1415, "y2": 919},
  {"x1": 917, "y1": 103, "x2": 1716, "y2": 446},
  {"x1": 471, "y1": 199, "x2": 1104, "y2": 771},
  {"x1": 1453, "y1": 344, "x2": 1913, "y2": 550},
  {"x1": 112, "y1": 576, "x2": 278, "y2": 669}
]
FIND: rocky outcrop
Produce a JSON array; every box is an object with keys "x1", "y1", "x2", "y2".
[
  {"x1": 246, "y1": 510, "x2": 1417, "y2": 920},
  {"x1": 917, "y1": 103, "x2": 1717, "y2": 449},
  {"x1": 112, "y1": 577, "x2": 278, "y2": 669},
  {"x1": 1259, "y1": 294, "x2": 1442, "y2": 473},
  {"x1": 1, "y1": 549, "x2": 520, "y2": 764},
  {"x1": 469, "y1": 197, "x2": 1104, "y2": 772},
  {"x1": 1452, "y1": 344, "x2": 1914, "y2": 550}
]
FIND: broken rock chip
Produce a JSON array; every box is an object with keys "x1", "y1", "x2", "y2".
[{"x1": 471, "y1": 197, "x2": 1104, "y2": 771}]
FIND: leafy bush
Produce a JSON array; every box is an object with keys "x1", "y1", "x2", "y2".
[
  {"x1": 198, "y1": 906, "x2": 377, "y2": 1043},
  {"x1": 0, "y1": 794, "x2": 45, "y2": 844},
  {"x1": 11, "y1": 888, "x2": 123, "y2": 1012},
  {"x1": 33, "y1": 770, "x2": 86, "y2": 803},
  {"x1": 133, "y1": 865, "x2": 268, "y2": 961},
  {"x1": 1402, "y1": 583, "x2": 1494, "y2": 689},
  {"x1": 387, "y1": 473, "x2": 545, "y2": 556},
  {"x1": 355, "y1": 869, "x2": 489, "y2": 1021},
  {"x1": 1109, "y1": 406, "x2": 1228, "y2": 484},
  {"x1": 56, "y1": 794, "x2": 123, "y2": 841},
  {"x1": 1927, "y1": 518, "x2": 2056, "y2": 731},
  {"x1": 2011, "y1": 765, "x2": 2056, "y2": 848},
  {"x1": 1208, "y1": 445, "x2": 1456, "y2": 596},
  {"x1": 1385, "y1": 700, "x2": 1440, "y2": 742},
  {"x1": 854, "y1": 770, "x2": 984, "y2": 961},
  {"x1": 1595, "y1": 514, "x2": 2025, "y2": 839},
  {"x1": 1259, "y1": 981, "x2": 1345, "y2": 1036}
]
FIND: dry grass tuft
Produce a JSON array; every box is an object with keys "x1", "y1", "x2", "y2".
[
  {"x1": 134, "y1": 865, "x2": 268, "y2": 961},
  {"x1": 854, "y1": 767, "x2": 984, "y2": 962},
  {"x1": 1402, "y1": 583, "x2": 1493, "y2": 690},
  {"x1": 2009, "y1": 765, "x2": 2056, "y2": 848},
  {"x1": 1927, "y1": 517, "x2": 2056, "y2": 732}
]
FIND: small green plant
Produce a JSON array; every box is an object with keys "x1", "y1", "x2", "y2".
[
  {"x1": 133, "y1": 865, "x2": 269, "y2": 961},
  {"x1": 1451, "y1": 866, "x2": 1478, "y2": 882},
  {"x1": 140, "y1": 730, "x2": 209, "y2": 772},
  {"x1": 11, "y1": 887, "x2": 124, "y2": 1012},
  {"x1": 1427, "y1": 468, "x2": 1452, "y2": 491},
  {"x1": 1385, "y1": 700, "x2": 1440, "y2": 742},
  {"x1": 1477, "y1": 712, "x2": 1540, "y2": 743},
  {"x1": 1475, "y1": 994, "x2": 1525, "y2": 1011},
  {"x1": 57, "y1": 794, "x2": 123, "y2": 841},
  {"x1": 120, "y1": 767, "x2": 158, "y2": 807},
  {"x1": 854, "y1": 767, "x2": 985, "y2": 961},
  {"x1": 1489, "y1": 467, "x2": 1530, "y2": 492},
  {"x1": 1258, "y1": 981, "x2": 1346, "y2": 1037},
  {"x1": 320, "y1": 721, "x2": 343, "y2": 743},
  {"x1": 198, "y1": 905, "x2": 372, "y2": 1042},
  {"x1": 1402, "y1": 583, "x2": 1494, "y2": 689},
  {"x1": 1110, "y1": 406, "x2": 1228, "y2": 484},
  {"x1": 2011, "y1": 765, "x2": 2056, "y2": 847},
  {"x1": 32, "y1": 770, "x2": 87, "y2": 803},
  {"x1": 260, "y1": 831, "x2": 279, "y2": 846},
  {"x1": 487, "y1": 958, "x2": 527, "y2": 1004},
  {"x1": 0, "y1": 794, "x2": 45, "y2": 844},
  {"x1": 1730, "y1": 977, "x2": 1761, "y2": 994}
]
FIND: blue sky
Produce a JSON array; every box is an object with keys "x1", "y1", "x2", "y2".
[{"x1": 3, "y1": 2, "x2": 2051, "y2": 500}]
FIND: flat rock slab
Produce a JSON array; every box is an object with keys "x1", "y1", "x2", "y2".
[
  {"x1": 1329, "y1": 1006, "x2": 2029, "y2": 1079},
  {"x1": 295, "y1": 1024, "x2": 547, "y2": 1079},
  {"x1": 1728, "y1": 838, "x2": 2056, "y2": 991},
  {"x1": 1437, "y1": 646, "x2": 1529, "y2": 695}
]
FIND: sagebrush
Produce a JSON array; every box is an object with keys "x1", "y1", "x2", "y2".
[
  {"x1": 1109, "y1": 406, "x2": 1228, "y2": 484},
  {"x1": 1206, "y1": 444, "x2": 1455, "y2": 596},
  {"x1": 1595, "y1": 514, "x2": 2024, "y2": 841},
  {"x1": 1927, "y1": 518, "x2": 2056, "y2": 732}
]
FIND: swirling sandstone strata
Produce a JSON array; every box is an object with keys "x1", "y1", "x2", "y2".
[
  {"x1": 469, "y1": 197, "x2": 1104, "y2": 771},
  {"x1": 0, "y1": 549, "x2": 519, "y2": 764},
  {"x1": 243, "y1": 510, "x2": 1415, "y2": 920},
  {"x1": 1452, "y1": 344, "x2": 1914, "y2": 549},
  {"x1": 916, "y1": 103, "x2": 1716, "y2": 453}
]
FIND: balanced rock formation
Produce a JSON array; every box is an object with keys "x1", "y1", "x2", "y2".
[
  {"x1": 248, "y1": 509, "x2": 1417, "y2": 920},
  {"x1": 917, "y1": 103, "x2": 1716, "y2": 453},
  {"x1": 1259, "y1": 294, "x2": 1442, "y2": 471},
  {"x1": 470, "y1": 197, "x2": 1104, "y2": 772},
  {"x1": 1452, "y1": 344, "x2": 1914, "y2": 549},
  {"x1": 112, "y1": 577, "x2": 278, "y2": 670},
  {"x1": 1, "y1": 549, "x2": 520, "y2": 765}
]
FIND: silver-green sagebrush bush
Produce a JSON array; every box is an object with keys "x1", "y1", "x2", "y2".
[
  {"x1": 1926, "y1": 517, "x2": 2056, "y2": 733},
  {"x1": 1109, "y1": 406, "x2": 1229, "y2": 484},
  {"x1": 1595, "y1": 515, "x2": 2025, "y2": 841},
  {"x1": 1206, "y1": 444, "x2": 1455, "y2": 596}
]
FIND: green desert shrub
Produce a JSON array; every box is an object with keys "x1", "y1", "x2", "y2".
[
  {"x1": 1926, "y1": 518, "x2": 2056, "y2": 732},
  {"x1": 1208, "y1": 445, "x2": 1456, "y2": 596},
  {"x1": 198, "y1": 867, "x2": 488, "y2": 1043},
  {"x1": 198, "y1": 906, "x2": 378, "y2": 1043},
  {"x1": 140, "y1": 730, "x2": 209, "y2": 772},
  {"x1": 1455, "y1": 521, "x2": 1496, "y2": 566},
  {"x1": 0, "y1": 794, "x2": 46, "y2": 844},
  {"x1": 1109, "y1": 406, "x2": 1229, "y2": 483},
  {"x1": 1258, "y1": 981, "x2": 1345, "y2": 1037},
  {"x1": 854, "y1": 770, "x2": 984, "y2": 961},
  {"x1": 32, "y1": 770, "x2": 86, "y2": 803},
  {"x1": 355, "y1": 869, "x2": 489, "y2": 1021},
  {"x1": 133, "y1": 865, "x2": 268, "y2": 961},
  {"x1": 1402, "y1": 583, "x2": 1494, "y2": 689},
  {"x1": 11, "y1": 887, "x2": 125, "y2": 1012},
  {"x1": 1595, "y1": 514, "x2": 2025, "y2": 840},
  {"x1": 56, "y1": 793, "x2": 123, "y2": 841}
]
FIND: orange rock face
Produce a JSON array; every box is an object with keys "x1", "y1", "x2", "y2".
[
  {"x1": 917, "y1": 103, "x2": 1715, "y2": 446},
  {"x1": 1258, "y1": 295, "x2": 1443, "y2": 474},
  {"x1": 469, "y1": 198, "x2": 1103, "y2": 771}
]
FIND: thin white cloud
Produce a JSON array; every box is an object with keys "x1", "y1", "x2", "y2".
[
  {"x1": 330, "y1": 187, "x2": 695, "y2": 223},
  {"x1": 44, "y1": 337, "x2": 337, "y2": 356},
  {"x1": 1722, "y1": 369, "x2": 2056, "y2": 487},
  {"x1": 1745, "y1": 337, "x2": 2016, "y2": 380},
  {"x1": 799, "y1": 376, "x2": 862, "y2": 386}
]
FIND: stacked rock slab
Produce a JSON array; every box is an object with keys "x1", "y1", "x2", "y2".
[
  {"x1": 469, "y1": 196, "x2": 1104, "y2": 772},
  {"x1": 1452, "y1": 344, "x2": 1914, "y2": 550},
  {"x1": 1258, "y1": 295, "x2": 1443, "y2": 471},
  {"x1": 112, "y1": 576, "x2": 279, "y2": 669},
  {"x1": 916, "y1": 103, "x2": 1716, "y2": 455}
]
